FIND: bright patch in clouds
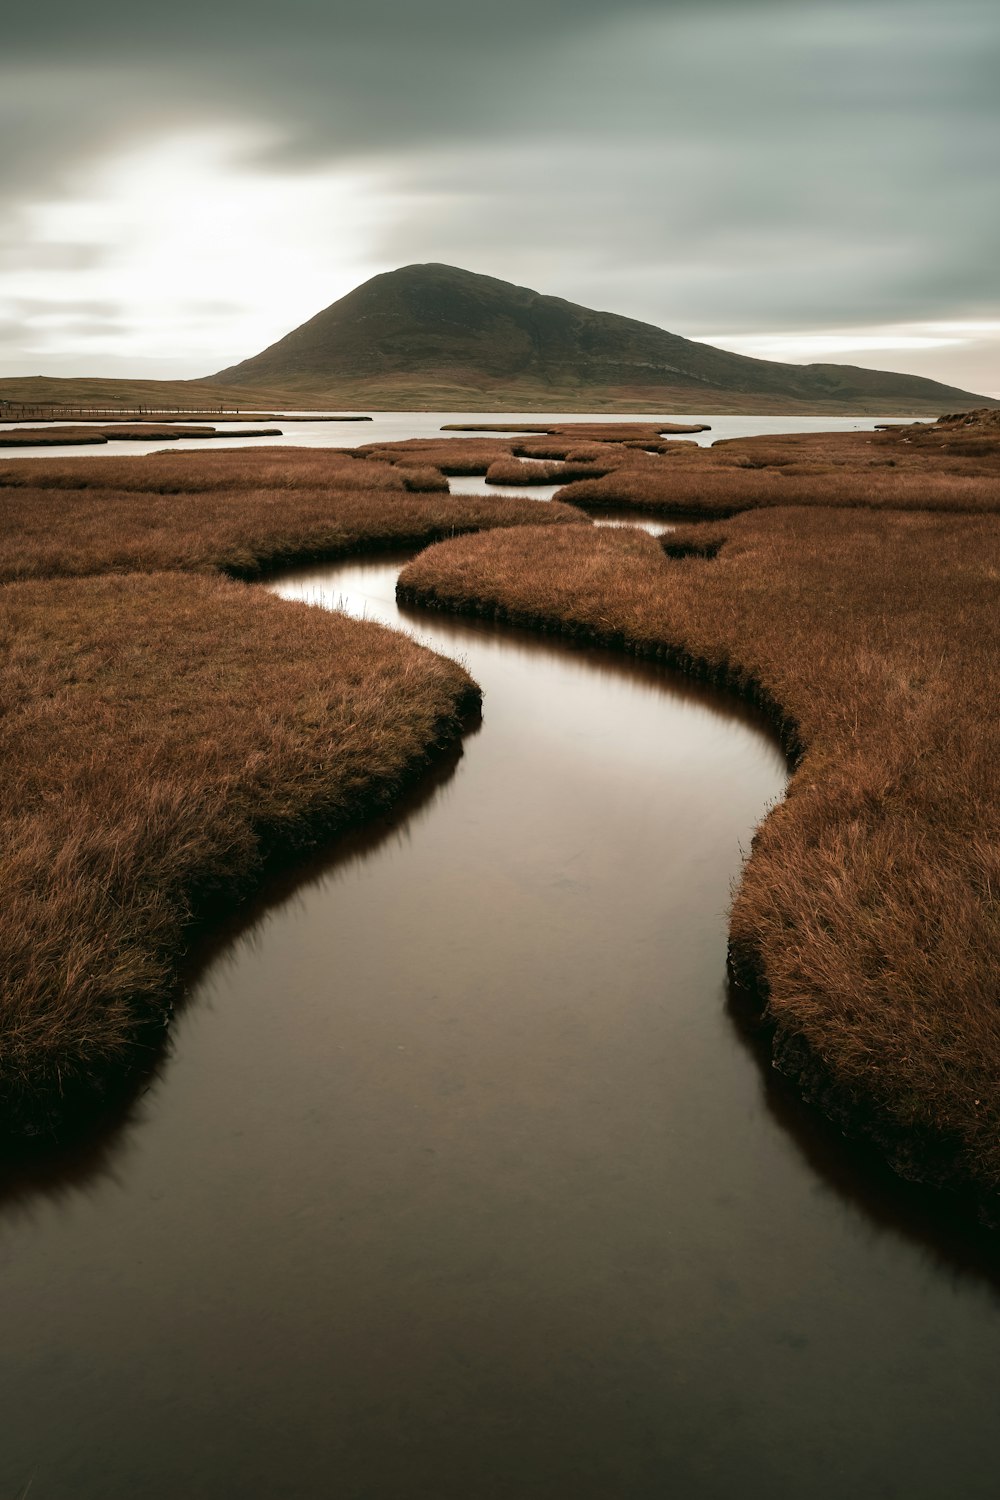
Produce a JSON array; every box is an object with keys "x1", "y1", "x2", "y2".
[{"x1": 1, "y1": 131, "x2": 393, "y2": 375}]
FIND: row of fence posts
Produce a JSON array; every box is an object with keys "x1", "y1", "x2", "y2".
[{"x1": 0, "y1": 404, "x2": 241, "y2": 420}]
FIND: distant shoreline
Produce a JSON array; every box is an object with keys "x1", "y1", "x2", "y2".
[{"x1": 3, "y1": 378, "x2": 997, "y2": 423}]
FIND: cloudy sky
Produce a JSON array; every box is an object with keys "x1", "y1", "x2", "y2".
[{"x1": 4, "y1": 0, "x2": 998, "y2": 393}]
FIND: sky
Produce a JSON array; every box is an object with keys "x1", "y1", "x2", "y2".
[{"x1": 3, "y1": 0, "x2": 998, "y2": 393}]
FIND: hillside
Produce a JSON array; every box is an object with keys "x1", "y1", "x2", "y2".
[
  {"x1": 0, "y1": 374, "x2": 335, "y2": 414},
  {"x1": 212, "y1": 263, "x2": 995, "y2": 416}
]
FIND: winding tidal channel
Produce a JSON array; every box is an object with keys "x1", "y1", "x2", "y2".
[{"x1": 1, "y1": 536, "x2": 999, "y2": 1496}]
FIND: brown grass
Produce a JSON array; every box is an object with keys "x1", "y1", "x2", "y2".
[
  {"x1": 0, "y1": 572, "x2": 478, "y2": 1127},
  {"x1": 356, "y1": 438, "x2": 513, "y2": 475},
  {"x1": 521, "y1": 421, "x2": 707, "y2": 444},
  {"x1": 483, "y1": 457, "x2": 610, "y2": 486},
  {"x1": 0, "y1": 449, "x2": 586, "y2": 583},
  {"x1": 0, "y1": 447, "x2": 408, "y2": 494},
  {"x1": 438, "y1": 420, "x2": 711, "y2": 436},
  {"x1": 438, "y1": 423, "x2": 554, "y2": 434},
  {"x1": 0, "y1": 427, "x2": 108, "y2": 447},
  {"x1": 373, "y1": 423, "x2": 1000, "y2": 520},
  {"x1": 355, "y1": 429, "x2": 699, "y2": 476},
  {"x1": 556, "y1": 464, "x2": 1000, "y2": 518},
  {"x1": 0, "y1": 444, "x2": 593, "y2": 1123},
  {"x1": 0, "y1": 424, "x2": 283, "y2": 446},
  {"x1": 109, "y1": 424, "x2": 283, "y2": 441},
  {"x1": 398, "y1": 510, "x2": 1000, "y2": 1219},
  {"x1": 2, "y1": 412, "x2": 369, "y2": 424},
  {"x1": 389, "y1": 465, "x2": 450, "y2": 492},
  {"x1": 552, "y1": 425, "x2": 1000, "y2": 517}
]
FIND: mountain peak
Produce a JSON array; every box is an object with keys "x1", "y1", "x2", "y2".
[{"x1": 213, "y1": 264, "x2": 994, "y2": 414}]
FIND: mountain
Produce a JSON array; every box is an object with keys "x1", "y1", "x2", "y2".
[{"x1": 212, "y1": 263, "x2": 995, "y2": 415}]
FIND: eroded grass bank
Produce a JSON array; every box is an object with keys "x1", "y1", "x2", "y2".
[
  {"x1": 0, "y1": 446, "x2": 590, "y2": 1125},
  {"x1": 398, "y1": 513, "x2": 1000, "y2": 1220}
]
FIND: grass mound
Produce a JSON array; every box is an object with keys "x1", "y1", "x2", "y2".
[
  {"x1": 0, "y1": 424, "x2": 283, "y2": 447},
  {"x1": 0, "y1": 443, "x2": 592, "y2": 1124},
  {"x1": 484, "y1": 456, "x2": 610, "y2": 486},
  {"x1": 398, "y1": 512, "x2": 1000, "y2": 1219},
  {"x1": 552, "y1": 424, "x2": 1000, "y2": 517},
  {"x1": 0, "y1": 452, "x2": 587, "y2": 584},
  {"x1": 356, "y1": 438, "x2": 513, "y2": 475},
  {"x1": 0, "y1": 447, "x2": 407, "y2": 493},
  {"x1": 0, "y1": 572, "x2": 479, "y2": 1128}
]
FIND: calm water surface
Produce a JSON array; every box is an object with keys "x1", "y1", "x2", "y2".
[
  {"x1": 0, "y1": 408, "x2": 905, "y2": 459},
  {"x1": 0, "y1": 536, "x2": 998, "y2": 1497},
  {"x1": 447, "y1": 474, "x2": 676, "y2": 536}
]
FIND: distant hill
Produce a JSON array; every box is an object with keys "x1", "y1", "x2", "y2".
[{"x1": 212, "y1": 263, "x2": 995, "y2": 416}]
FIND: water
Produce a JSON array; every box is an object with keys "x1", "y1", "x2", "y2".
[
  {"x1": 448, "y1": 476, "x2": 677, "y2": 535},
  {"x1": 447, "y1": 473, "x2": 567, "y2": 505},
  {"x1": 0, "y1": 409, "x2": 906, "y2": 460},
  {"x1": 1, "y1": 544, "x2": 998, "y2": 1498}
]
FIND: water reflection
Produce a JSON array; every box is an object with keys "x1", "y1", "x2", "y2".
[
  {"x1": 725, "y1": 982, "x2": 1000, "y2": 1293},
  {"x1": 445, "y1": 477, "x2": 677, "y2": 535},
  {"x1": 275, "y1": 555, "x2": 779, "y2": 735},
  {"x1": 446, "y1": 473, "x2": 565, "y2": 504},
  {"x1": 0, "y1": 724, "x2": 473, "y2": 1222}
]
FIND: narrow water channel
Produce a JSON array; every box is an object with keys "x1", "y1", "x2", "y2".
[
  {"x1": 0, "y1": 547, "x2": 998, "y2": 1498},
  {"x1": 447, "y1": 474, "x2": 678, "y2": 535}
]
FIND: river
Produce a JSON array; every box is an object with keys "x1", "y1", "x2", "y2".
[{"x1": 0, "y1": 431, "x2": 997, "y2": 1496}]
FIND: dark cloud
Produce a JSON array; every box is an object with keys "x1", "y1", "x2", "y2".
[
  {"x1": 2, "y1": 0, "x2": 767, "y2": 54},
  {"x1": 5, "y1": 2, "x2": 996, "y2": 188},
  {"x1": 9, "y1": 0, "x2": 992, "y2": 183}
]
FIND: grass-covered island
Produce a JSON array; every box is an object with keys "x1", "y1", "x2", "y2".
[
  {"x1": 0, "y1": 423, "x2": 284, "y2": 447},
  {"x1": 0, "y1": 445, "x2": 587, "y2": 1128},
  {"x1": 0, "y1": 446, "x2": 584, "y2": 582},
  {"x1": 395, "y1": 412, "x2": 1000, "y2": 1223}
]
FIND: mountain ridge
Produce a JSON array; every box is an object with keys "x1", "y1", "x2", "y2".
[{"x1": 212, "y1": 262, "x2": 995, "y2": 414}]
